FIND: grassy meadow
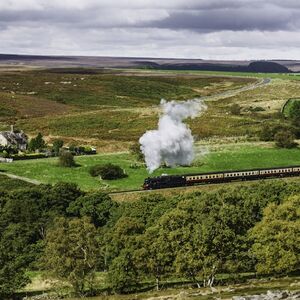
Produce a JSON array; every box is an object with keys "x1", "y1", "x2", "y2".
[
  {"x1": 1, "y1": 144, "x2": 300, "y2": 192},
  {"x1": 0, "y1": 174, "x2": 34, "y2": 191}
]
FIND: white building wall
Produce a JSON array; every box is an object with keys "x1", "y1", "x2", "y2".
[{"x1": 0, "y1": 134, "x2": 8, "y2": 147}]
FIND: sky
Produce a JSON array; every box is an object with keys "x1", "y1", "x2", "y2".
[{"x1": 1, "y1": 0, "x2": 300, "y2": 60}]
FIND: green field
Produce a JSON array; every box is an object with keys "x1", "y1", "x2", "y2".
[
  {"x1": 1, "y1": 145, "x2": 299, "y2": 191},
  {"x1": 0, "y1": 174, "x2": 34, "y2": 191}
]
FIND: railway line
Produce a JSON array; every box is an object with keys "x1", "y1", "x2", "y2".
[{"x1": 109, "y1": 166, "x2": 300, "y2": 195}]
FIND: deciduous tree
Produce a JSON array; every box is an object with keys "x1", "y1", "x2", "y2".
[
  {"x1": 42, "y1": 217, "x2": 100, "y2": 295},
  {"x1": 250, "y1": 196, "x2": 300, "y2": 274}
]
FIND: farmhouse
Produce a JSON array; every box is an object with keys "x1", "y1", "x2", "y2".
[{"x1": 0, "y1": 126, "x2": 28, "y2": 151}]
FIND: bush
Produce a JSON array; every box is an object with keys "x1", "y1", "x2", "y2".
[
  {"x1": 52, "y1": 139, "x2": 64, "y2": 155},
  {"x1": 59, "y1": 151, "x2": 76, "y2": 167},
  {"x1": 0, "y1": 150, "x2": 9, "y2": 158},
  {"x1": 28, "y1": 133, "x2": 46, "y2": 152},
  {"x1": 229, "y1": 104, "x2": 241, "y2": 115},
  {"x1": 259, "y1": 124, "x2": 296, "y2": 142},
  {"x1": 12, "y1": 153, "x2": 47, "y2": 160},
  {"x1": 289, "y1": 100, "x2": 300, "y2": 126},
  {"x1": 129, "y1": 142, "x2": 144, "y2": 161},
  {"x1": 274, "y1": 130, "x2": 297, "y2": 148},
  {"x1": 89, "y1": 164, "x2": 103, "y2": 177},
  {"x1": 259, "y1": 124, "x2": 277, "y2": 141},
  {"x1": 89, "y1": 163, "x2": 127, "y2": 180},
  {"x1": 248, "y1": 106, "x2": 265, "y2": 112}
]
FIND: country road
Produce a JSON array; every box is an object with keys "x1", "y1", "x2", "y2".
[{"x1": 201, "y1": 77, "x2": 271, "y2": 102}]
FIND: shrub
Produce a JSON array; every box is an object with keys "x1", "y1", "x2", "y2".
[
  {"x1": 289, "y1": 100, "x2": 300, "y2": 126},
  {"x1": 28, "y1": 132, "x2": 46, "y2": 152},
  {"x1": 12, "y1": 153, "x2": 47, "y2": 160},
  {"x1": 89, "y1": 163, "x2": 127, "y2": 180},
  {"x1": 129, "y1": 142, "x2": 144, "y2": 161},
  {"x1": 59, "y1": 151, "x2": 76, "y2": 167},
  {"x1": 229, "y1": 104, "x2": 241, "y2": 115},
  {"x1": 89, "y1": 164, "x2": 103, "y2": 177},
  {"x1": 259, "y1": 124, "x2": 296, "y2": 142},
  {"x1": 274, "y1": 130, "x2": 297, "y2": 148},
  {"x1": 248, "y1": 106, "x2": 265, "y2": 112},
  {"x1": 52, "y1": 139, "x2": 64, "y2": 155},
  {"x1": 0, "y1": 150, "x2": 9, "y2": 158},
  {"x1": 259, "y1": 124, "x2": 277, "y2": 141}
]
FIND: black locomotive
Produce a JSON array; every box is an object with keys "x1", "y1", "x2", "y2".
[{"x1": 143, "y1": 165, "x2": 300, "y2": 190}]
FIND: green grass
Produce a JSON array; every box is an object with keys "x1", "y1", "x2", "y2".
[
  {"x1": 1, "y1": 145, "x2": 300, "y2": 191},
  {"x1": 0, "y1": 174, "x2": 34, "y2": 191}
]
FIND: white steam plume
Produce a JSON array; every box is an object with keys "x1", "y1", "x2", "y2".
[{"x1": 139, "y1": 98, "x2": 207, "y2": 173}]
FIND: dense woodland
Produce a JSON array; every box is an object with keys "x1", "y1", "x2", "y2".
[{"x1": 0, "y1": 180, "x2": 299, "y2": 298}]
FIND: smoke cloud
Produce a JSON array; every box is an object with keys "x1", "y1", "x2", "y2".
[{"x1": 139, "y1": 98, "x2": 207, "y2": 173}]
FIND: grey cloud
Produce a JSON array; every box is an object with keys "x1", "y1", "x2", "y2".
[
  {"x1": 142, "y1": 5, "x2": 299, "y2": 32},
  {"x1": 0, "y1": 0, "x2": 299, "y2": 60},
  {"x1": 0, "y1": 1, "x2": 300, "y2": 32}
]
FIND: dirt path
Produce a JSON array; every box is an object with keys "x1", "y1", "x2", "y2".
[
  {"x1": 0, "y1": 171, "x2": 41, "y2": 185},
  {"x1": 201, "y1": 78, "x2": 271, "y2": 102}
]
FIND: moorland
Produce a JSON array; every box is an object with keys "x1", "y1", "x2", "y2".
[{"x1": 0, "y1": 64, "x2": 300, "y2": 299}]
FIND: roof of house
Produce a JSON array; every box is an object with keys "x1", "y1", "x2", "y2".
[{"x1": 0, "y1": 131, "x2": 28, "y2": 145}]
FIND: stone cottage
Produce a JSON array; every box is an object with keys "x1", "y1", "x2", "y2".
[{"x1": 0, "y1": 126, "x2": 28, "y2": 151}]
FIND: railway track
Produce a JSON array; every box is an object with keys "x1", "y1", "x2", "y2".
[{"x1": 108, "y1": 172, "x2": 300, "y2": 196}]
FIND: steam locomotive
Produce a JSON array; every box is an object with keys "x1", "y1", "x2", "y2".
[{"x1": 143, "y1": 166, "x2": 300, "y2": 190}]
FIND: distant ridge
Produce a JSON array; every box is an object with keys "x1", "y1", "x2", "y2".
[
  {"x1": 0, "y1": 53, "x2": 297, "y2": 72},
  {"x1": 139, "y1": 61, "x2": 290, "y2": 73},
  {"x1": 0, "y1": 53, "x2": 72, "y2": 61}
]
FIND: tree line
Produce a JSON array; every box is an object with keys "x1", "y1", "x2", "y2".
[{"x1": 0, "y1": 180, "x2": 299, "y2": 298}]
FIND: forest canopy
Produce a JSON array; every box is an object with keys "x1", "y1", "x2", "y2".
[{"x1": 0, "y1": 180, "x2": 299, "y2": 298}]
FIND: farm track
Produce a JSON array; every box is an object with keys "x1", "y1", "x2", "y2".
[{"x1": 0, "y1": 171, "x2": 42, "y2": 185}]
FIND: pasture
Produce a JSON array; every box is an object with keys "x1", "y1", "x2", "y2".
[{"x1": 1, "y1": 144, "x2": 300, "y2": 192}]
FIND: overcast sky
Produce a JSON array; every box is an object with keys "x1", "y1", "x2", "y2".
[{"x1": 1, "y1": 0, "x2": 300, "y2": 60}]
